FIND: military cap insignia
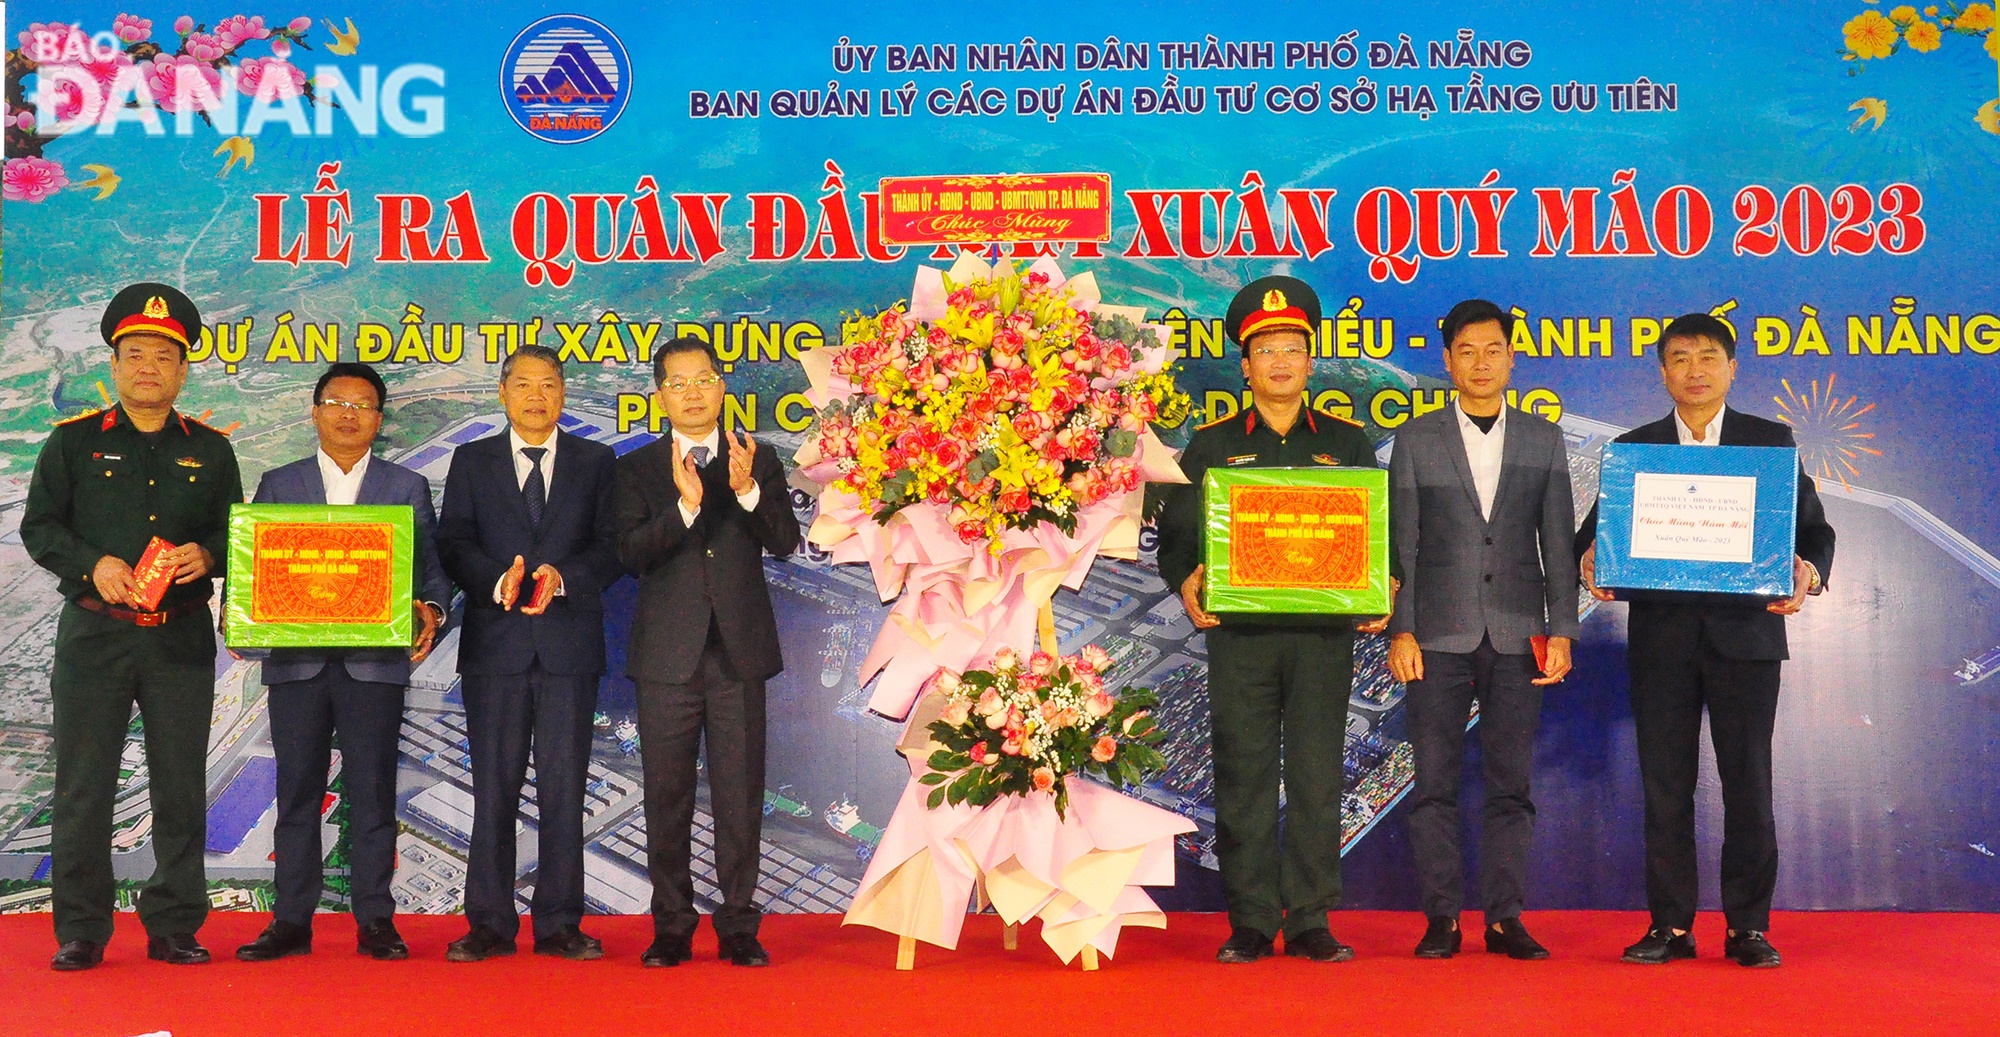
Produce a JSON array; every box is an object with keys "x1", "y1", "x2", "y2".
[
  {"x1": 143, "y1": 295, "x2": 171, "y2": 319},
  {"x1": 1262, "y1": 288, "x2": 1288, "y2": 311}
]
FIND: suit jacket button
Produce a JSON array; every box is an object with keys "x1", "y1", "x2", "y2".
[
  {"x1": 706, "y1": 549, "x2": 714, "y2": 557},
  {"x1": 1483, "y1": 573, "x2": 1492, "y2": 582},
  {"x1": 1484, "y1": 536, "x2": 1493, "y2": 545}
]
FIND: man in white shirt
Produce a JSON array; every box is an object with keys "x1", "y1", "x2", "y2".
[
  {"x1": 236, "y1": 363, "x2": 450, "y2": 963},
  {"x1": 614, "y1": 336, "x2": 800, "y2": 968},
  {"x1": 1386, "y1": 300, "x2": 1580, "y2": 961},
  {"x1": 436, "y1": 346, "x2": 623, "y2": 963}
]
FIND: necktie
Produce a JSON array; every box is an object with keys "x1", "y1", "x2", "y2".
[
  {"x1": 521, "y1": 446, "x2": 547, "y2": 526},
  {"x1": 689, "y1": 444, "x2": 711, "y2": 468}
]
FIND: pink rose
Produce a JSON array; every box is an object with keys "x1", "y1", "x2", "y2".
[
  {"x1": 1001, "y1": 736, "x2": 1023, "y2": 756},
  {"x1": 174, "y1": 15, "x2": 195, "y2": 35},
  {"x1": 3, "y1": 156, "x2": 69, "y2": 203},
  {"x1": 1031, "y1": 767, "x2": 1057, "y2": 792},
  {"x1": 989, "y1": 647, "x2": 1018, "y2": 671},
  {"x1": 940, "y1": 698, "x2": 972, "y2": 728},
  {"x1": 1091, "y1": 736, "x2": 1117, "y2": 763},
  {"x1": 1085, "y1": 690, "x2": 1115, "y2": 719},
  {"x1": 288, "y1": 16, "x2": 312, "y2": 33},
  {"x1": 236, "y1": 56, "x2": 306, "y2": 99},
  {"x1": 114, "y1": 14, "x2": 153, "y2": 44},
  {"x1": 934, "y1": 670, "x2": 962, "y2": 697},
  {"x1": 975, "y1": 688, "x2": 1004, "y2": 716},
  {"x1": 982, "y1": 705, "x2": 1007, "y2": 730},
  {"x1": 968, "y1": 741, "x2": 992, "y2": 764},
  {"x1": 1121, "y1": 710, "x2": 1150, "y2": 736},
  {"x1": 1079, "y1": 644, "x2": 1112, "y2": 673},
  {"x1": 145, "y1": 54, "x2": 223, "y2": 113},
  {"x1": 1029, "y1": 651, "x2": 1056, "y2": 676}
]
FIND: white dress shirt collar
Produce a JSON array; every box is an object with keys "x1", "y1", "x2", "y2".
[
  {"x1": 508, "y1": 426, "x2": 558, "y2": 489},
  {"x1": 315, "y1": 448, "x2": 370, "y2": 506},
  {"x1": 1453, "y1": 402, "x2": 1507, "y2": 521},
  {"x1": 1673, "y1": 407, "x2": 1724, "y2": 446},
  {"x1": 671, "y1": 426, "x2": 721, "y2": 461}
]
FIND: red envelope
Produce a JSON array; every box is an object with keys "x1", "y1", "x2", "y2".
[
  {"x1": 528, "y1": 571, "x2": 558, "y2": 612},
  {"x1": 130, "y1": 536, "x2": 178, "y2": 612},
  {"x1": 1531, "y1": 635, "x2": 1550, "y2": 674}
]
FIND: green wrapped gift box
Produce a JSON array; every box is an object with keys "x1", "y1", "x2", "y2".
[
  {"x1": 1202, "y1": 466, "x2": 1391, "y2": 615},
  {"x1": 223, "y1": 503, "x2": 415, "y2": 648}
]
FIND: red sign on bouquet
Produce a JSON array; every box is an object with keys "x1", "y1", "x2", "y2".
[{"x1": 877, "y1": 173, "x2": 1113, "y2": 245}]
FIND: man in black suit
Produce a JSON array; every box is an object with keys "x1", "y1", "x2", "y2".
[
  {"x1": 614, "y1": 336, "x2": 800, "y2": 968},
  {"x1": 235, "y1": 363, "x2": 451, "y2": 964},
  {"x1": 435, "y1": 345, "x2": 621, "y2": 962},
  {"x1": 1576, "y1": 313, "x2": 1835, "y2": 969}
]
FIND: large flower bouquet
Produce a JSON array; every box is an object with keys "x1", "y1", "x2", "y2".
[
  {"x1": 812, "y1": 262, "x2": 1190, "y2": 545},
  {"x1": 919, "y1": 645, "x2": 1166, "y2": 819}
]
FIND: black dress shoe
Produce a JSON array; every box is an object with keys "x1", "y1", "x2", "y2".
[
  {"x1": 1215, "y1": 927, "x2": 1274, "y2": 964},
  {"x1": 1415, "y1": 916, "x2": 1462, "y2": 959},
  {"x1": 641, "y1": 935, "x2": 694, "y2": 968},
  {"x1": 1724, "y1": 930, "x2": 1782, "y2": 968},
  {"x1": 51, "y1": 939, "x2": 104, "y2": 972},
  {"x1": 1622, "y1": 927, "x2": 1696, "y2": 964},
  {"x1": 533, "y1": 925, "x2": 605, "y2": 961},
  {"x1": 356, "y1": 919, "x2": 410, "y2": 961},
  {"x1": 718, "y1": 933, "x2": 770, "y2": 967},
  {"x1": 236, "y1": 921, "x2": 313, "y2": 962},
  {"x1": 147, "y1": 933, "x2": 211, "y2": 965},
  {"x1": 1284, "y1": 927, "x2": 1357, "y2": 963},
  {"x1": 1485, "y1": 918, "x2": 1551, "y2": 960},
  {"x1": 446, "y1": 925, "x2": 517, "y2": 963}
]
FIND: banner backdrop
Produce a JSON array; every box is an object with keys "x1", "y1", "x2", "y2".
[{"x1": 3, "y1": 2, "x2": 1997, "y2": 922}]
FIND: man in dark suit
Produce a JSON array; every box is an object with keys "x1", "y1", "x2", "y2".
[
  {"x1": 1387, "y1": 300, "x2": 1579, "y2": 961},
  {"x1": 233, "y1": 363, "x2": 451, "y2": 963},
  {"x1": 1576, "y1": 313, "x2": 1835, "y2": 969},
  {"x1": 614, "y1": 335, "x2": 800, "y2": 968},
  {"x1": 435, "y1": 345, "x2": 621, "y2": 962}
]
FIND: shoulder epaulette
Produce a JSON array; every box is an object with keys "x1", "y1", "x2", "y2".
[
  {"x1": 177, "y1": 413, "x2": 231, "y2": 437},
  {"x1": 1317, "y1": 409, "x2": 1365, "y2": 428},
  {"x1": 1195, "y1": 413, "x2": 1237, "y2": 431},
  {"x1": 53, "y1": 409, "x2": 102, "y2": 427}
]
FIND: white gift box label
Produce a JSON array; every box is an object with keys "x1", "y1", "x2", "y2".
[{"x1": 1629, "y1": 472, "x2": 1758, "y2": 564}]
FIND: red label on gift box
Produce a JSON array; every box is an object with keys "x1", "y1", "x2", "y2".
[
  {"x1": 1226, "y1": 485, "x2": 1372, "y2": 590},
  {"x1": 130, "y1": 536, "x2": 177, "y2": 612},
  {"x1": 877, "y1": 173, "x2": 1113, "y2": 245},
  {"x1": 250, "y1": 522, "x2": 395, "y2": 624}
]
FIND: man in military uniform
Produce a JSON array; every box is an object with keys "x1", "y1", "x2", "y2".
[
  {"x1": 1156, "y1": 276, "x2": 1385, "y2": 964},
  {"x1": 22, "y1": 283, "x2": 242, "y2": 971}
]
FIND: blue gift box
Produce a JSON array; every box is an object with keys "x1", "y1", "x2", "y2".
[{"x1": 1594, "y1": 443, "x2": 1798, "y2": 601}]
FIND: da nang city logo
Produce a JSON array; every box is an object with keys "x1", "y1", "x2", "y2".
[{"x1": 500, "y1": 14, "x2": 630, "y2": 144}]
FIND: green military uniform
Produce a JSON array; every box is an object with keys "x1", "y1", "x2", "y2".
[
  {"x1": 1158, "y1": 404, "x2": 1376, "y2": 942},
  {"x1": 1155, "y1": 275, "x2": 1378, "y2": 947},
  {"x1": 20, "y1": 287, "x2": 242, "y2": 951}
]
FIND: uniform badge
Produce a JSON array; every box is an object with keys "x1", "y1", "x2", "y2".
[
  {"x1": 1312, "y1": 453, "x2": 1340, "y2": 466},
  {"x1": 93, "y1": 452, "x2": 125, "y2": 461},
  {"x1": 175, "y1": 456, "x2": 203, "y2": 468},
  {"x1": 1225, "y1": 454, "x2": 1260, "y2": 466}
]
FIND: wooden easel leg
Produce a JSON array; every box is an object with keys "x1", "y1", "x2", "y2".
[
  {"x1": 1080, "y1": 945, "x2": 1100, "y2": 971},
  {"x1": 1002, "y1": 922, "x2": 1019, "y2": 951},
  {"x1": 896, "y1": 935, "x2": 916, "y2": 971}
]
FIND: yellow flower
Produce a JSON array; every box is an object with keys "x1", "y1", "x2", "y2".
[
  {"x1": 1960, "y1": 3, "x2": 1997, "y2": 31},
  {"x1": 1845, "y1": 9, "x2": 1901, "y2": 58},
  {"x1": 1906, "y1": 19, "x2": 1943, "y2": 50},
  {"x1": 1926, "y1": 5, "x2": 1939, "y2": 15},
  {"x1": 1889, "y1": 5, "x2": 1920, "y2": 25},
  {"x1": 1989, "y1": 28, "x2": 2000, "y2": 57}
]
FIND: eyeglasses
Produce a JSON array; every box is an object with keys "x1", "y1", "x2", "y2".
[
  {"x1": 317, "y1": 398, "x2": 380, "y2": 414},
  {"x1": 661, "y1": 375, "x2": 722, "y2": 394},
  {"x1": 1249, "y1": 345, "x2": 1311, "y2": 359}
]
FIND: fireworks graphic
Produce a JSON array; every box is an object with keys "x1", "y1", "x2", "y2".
[{"x1": 1773, "y1": 374, "x2": 1881, "y2": 491}]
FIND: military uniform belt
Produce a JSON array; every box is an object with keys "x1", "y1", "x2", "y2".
[{"x1": 75, "y1": 596, "x2": 205, "y2": 627}]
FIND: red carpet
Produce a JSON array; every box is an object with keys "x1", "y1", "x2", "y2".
[{"x1": 7, "y1": 911, "x2": 1997, "y2": 1036}]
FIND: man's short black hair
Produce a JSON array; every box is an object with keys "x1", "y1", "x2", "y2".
[
  {"x1": 1440, "y1": 299, "x2": 1514, "y2": 348},
  {"x1": 1659, "y1": 313, "x2": 1736, "y2": 364},
  {"x1": 651, "y1": 335, "x2": 720, "y2": 386},
  {"x1": 500, "y1": 344, "x2": 565, "y2": 383},
  {"x1": 314, "y1": 362, "x2": 388, "y2": 408}
]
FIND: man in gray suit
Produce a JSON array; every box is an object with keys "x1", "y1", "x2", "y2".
[
  {"x1": 233, "y1": 363, "x2": 451, "y2": 962},
  {"x1": 1387, "y1": 300, "x2": 1579, "y2": 961}
]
